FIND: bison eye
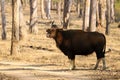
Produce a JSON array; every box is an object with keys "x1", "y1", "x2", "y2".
[{"x1": 46, "y1": 30, "x2": 51, "y2": 34}]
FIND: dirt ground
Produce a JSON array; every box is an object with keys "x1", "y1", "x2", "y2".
[{"x1": 0, "y1": 4, "x2": 120, "y2": 80}]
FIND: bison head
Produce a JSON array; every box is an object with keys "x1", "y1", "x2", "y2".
[
  {"x1": 46, "y1": 28, "x2": 57, "y2": 38},
  {"x1": 46, "y1": 28, "x2": 63, "y2": 38}
]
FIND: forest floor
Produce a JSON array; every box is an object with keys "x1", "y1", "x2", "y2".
[{"x1": 0, "y1": 4, "x2": 120, "y2": 80}]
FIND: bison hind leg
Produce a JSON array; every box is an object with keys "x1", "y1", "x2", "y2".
[
  {"x1": 102, "y1": 58, "x2": 106, "y2": 70},
  {"x1": 94, "y1": 58, "x2": 106, "y2": 70},
  {"x1": 94, "y1": 58, "x2": 101, "y2": 70}
]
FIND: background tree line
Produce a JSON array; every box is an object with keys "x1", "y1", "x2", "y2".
[{"x1": 0, "y1": 0, "x2": 120, "y2": 55}]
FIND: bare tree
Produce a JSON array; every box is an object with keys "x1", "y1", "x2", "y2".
[
  {"x1": 1, "y1": 0, "x2": 6, "y2": 40},
  {"x1": 99, "y1": 0, "x2": 106, "y2": 27},
  {"x1": 29, "y1": 0, "x2": 38, "y2": 34},
  {"x1": 41, "y1": 0, "x2": 45, "y2": 19},
  {"x1": 105, "y1": 0, "x2": 114, "y2": 35},
  {"x1": 11, "y1": 0, "x2": 27, "y2": 55},
  {"x1": 83, "y1": 0, "x2": 90, "y2": 31},
  {"x1": 78, "y1": 0, "x2": 84, "y2": 18},
  {"x1": 19, "y1": 0, "x2": 27, "y2": 40},
  {"x1": 110, "y1": 0, "x2": 115, "y2": 22},
  {"x1": 76, "y1": 0, "x2": 80, "y2": 15},
  {"x1": 44, "y1": 0, "x2": 51, "y2": 19},
  {"x1": 106, "y1": 0, "x2": 111, "y2": 35},
  {"x1": 63, "y1": 0, "x2": 72, "y2": 29},
  {"x1": 96, "y1": 0, "x2": 100, "y2": 27},
  {"x1": 89, "y1": 0, "x2": 97, "y2": 32},
  {"x1": 56, "y1": 0, "x2": 62, "y2": 23},
  {"x1": 22, "y1": 0, "x2": 29, "y2": 7},
  {"x1": 11, "y1": 0, "x2": 20, "y2": 55}
]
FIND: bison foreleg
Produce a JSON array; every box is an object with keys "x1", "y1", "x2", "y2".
[{"x1": 69, "y1": 59, "x2": 75, "y2": 70}]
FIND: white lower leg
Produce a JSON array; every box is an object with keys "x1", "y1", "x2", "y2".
[
  {"x1": 102, "y1": 58, "x2": 106, "y2": 70},
  {"x1": 94, "y1": 59, "x2": 101, "y2": 70},
  {"x1": 69, "y1": 59, "x2": 75, "y2": 70}
]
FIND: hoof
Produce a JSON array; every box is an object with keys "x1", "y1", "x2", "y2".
[
  {"x1": 93, "y1": 67, "x2": 97, "y2": 70},
  {"x1": 102, "y1": 67, "x2": 106, "y2": 70},
  {"x1": 69, "y1": 66, "x2": 75, "y2": 70}
]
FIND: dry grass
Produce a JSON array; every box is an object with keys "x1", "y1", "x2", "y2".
[{"x1": 0, "y1": 4, "x2": 120, "y2": 80}]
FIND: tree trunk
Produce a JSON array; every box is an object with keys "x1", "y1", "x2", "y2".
[
  {"x1": 110, "y1": 0, "x2": 115, "y2": 22},
  {"x1": 11, "y1": 0, "x2": 26, "y2": 55},
  {"x1": 56, "y1": 1, "x2": 62, "y2": 23},
  {"x1": 79, "y1": 0, "x2": 84, "y2": 18},
  {"x1": 23, "y1": 0, "x2": 28, "y2": 7},
  {"x1": 83, "y1": 0, "x2": 90, "y2": 31},
  {"x1": 45, "y1": 0, "x2": 51, "y2": 19},
  {"x1": 29, "y1": 0, "x2": 38, "y2": 34},
  {"x1": 1, "y1": 0, "x2": 6, "y2": 40},
  {"x1": 19, "y1": 0, "x2": 27, "y2": 40},
  {"x1": 89, "y1": 0, "x2": 97, "y2": 32},
  {"x1": 100, "y1": 0, "x2": 106, "y2": 27},
  {"x1": 63, "y1": 0, "x2": 72, "y2": 29},
  {"x1": 11, "y1": 0, "x2": 20, "y2": 55},
  {"x1": 76, "y1": 0, "x2": 80, "y2": 15},
  {"x1": 106, "y1": 0, "x2": 111, "y2": 35},
  {"x1": 41, "y1": 0, "x2": 45, "y2": 19},
  {"x1": 96, "y1": 0, "x2": 100, "y2": 27}
]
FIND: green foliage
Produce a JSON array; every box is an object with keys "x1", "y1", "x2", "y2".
[
  {"x1": 52, "y1": 0, "x2": 64, "y2": 3},
  {"x1": 115, "y1": 0, "x2": 120, "y2": 21},
  {"x1": 116, "y1": 0, "x2": 120, "y2": 2},
  {"x1": 52, "y1": 0, "x2": 60, "y2": 3},
  {"x1": 115, "y1": 0, "x2": 120, "y2": 8}
]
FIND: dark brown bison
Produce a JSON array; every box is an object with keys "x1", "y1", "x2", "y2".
[{"x1": 46, "y1": 28, "x2": 106, "y2": 70}]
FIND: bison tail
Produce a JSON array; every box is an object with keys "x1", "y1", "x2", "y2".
[
  {"x1": 103, "y1": 43, "x2": 106, "y2": 54},
  {"x1": 103, "y1": 42, "x2": 111, "y2": 54},
  {"x1": 103, "y1": 35, "x2": 111, "y2": 54},
  {"x1": 105, "y1": 48, "x2": 112, "y2": 53}
]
